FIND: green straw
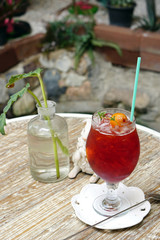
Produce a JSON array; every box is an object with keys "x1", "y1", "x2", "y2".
[{"x1": 130, "y1": 57, "x2": 141, "y2": 122}]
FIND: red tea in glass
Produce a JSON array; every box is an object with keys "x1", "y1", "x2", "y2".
[{"x1": 86, "y1": 109, "x2": 140, "y2": 183}]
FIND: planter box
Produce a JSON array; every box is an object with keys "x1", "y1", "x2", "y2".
[
  {"x1": 1, "y1": 24, "x2": 160, "y2": 73},
  {"x1": 0, "y1": 33, "x2": 45, "y2": 73},
  {"x1": 94, "y1": 24, "x2": 140, "y2": 67},
  {"x1": 94, "y1": 24, "x2": 160, "y2": 72},
  {"x1": 140, "y1": 31, "x2": 160, "y2": 71},
  {"x1": 0, "y1": 46, "x2": 19, "y2": 73}
]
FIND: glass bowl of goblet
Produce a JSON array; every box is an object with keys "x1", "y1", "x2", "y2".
[{"x1": 86, "y1": 108, "x2": 140, "y2": 216}]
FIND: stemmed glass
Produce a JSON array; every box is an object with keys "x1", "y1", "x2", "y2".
[{"x1": 86, "y1": 108, "x2": 140, "y2": 216}]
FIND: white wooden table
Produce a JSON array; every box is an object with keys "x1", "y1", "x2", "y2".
[{"x1": 0, "y1": 114, "x2": 160, "y2": 240}]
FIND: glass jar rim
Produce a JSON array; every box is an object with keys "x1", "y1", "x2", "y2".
[{"x1": 36, "y1": 100, "x2": 56, "y2": 109}]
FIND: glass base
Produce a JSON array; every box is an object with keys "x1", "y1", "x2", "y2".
[
  {"x1": 93, "y1": 194, "x2": 130, "y2": 216},
  {"x1": 30, "y1": 166, "x2": 69, "y2": 183}
]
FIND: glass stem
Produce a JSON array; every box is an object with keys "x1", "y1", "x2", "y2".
[
  {"x1": 106, "y1": 183, "x2": 119, "y2": 202},
  {"x1": 38, "y1": 74, "x2": 48, "y2": 108},
  {"x1": 47, "y1": 117, "x2": 60, "y2": 179},
  {"x1": 102, "y1": 182, "x2": 120, "y2": 210},
  {"x1": 27, "y1": 89, "x2": 42, "y2": 107},
  {"x1": 37, "y1": 74, "x2": 60, "y2": 179}
]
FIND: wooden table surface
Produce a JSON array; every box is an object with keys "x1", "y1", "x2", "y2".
[{"x1": 0, "y1": 114, "x2": 160, "y2": 240}]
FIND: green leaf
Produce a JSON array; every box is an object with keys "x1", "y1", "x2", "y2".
[
  {"x1": 74, "y1": 41, "x2": 88, "y2": 68},
  {"x1": 98, "y1": 111, "x2": 106, "y2": 120},
  {"x1": 0, "y1": 113, "x2": 6, "y2": 135},
  {"x1": 4, "y1": 83, "x2": 30, "y2": 113},
  {"x1": 74, "y1": 35, "x2": 92, "y2": 68},
  {"x1": 110, "y1": 116, "x2": 116, "y2": 121},
  {"x1": 6, "y1": 68, "x2": 43, "y2": 88},
  {"x1": 0, "y1": 83, "x2": 30, "y2": 135},
  {"x1": 55, "y1": 137, "x2": 69, "y2": 156},
  {"x1": 87, "y1": 48, "x2": 94, "y2": 65},
  {"x1": 91, "y1": 39, "x2": 122, "y2": 56}
]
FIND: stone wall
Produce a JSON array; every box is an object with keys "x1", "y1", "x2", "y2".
[{"x1": 0, "y1": 49, "x2": 160, "y2": 132}]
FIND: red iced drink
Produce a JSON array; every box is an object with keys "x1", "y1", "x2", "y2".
[{"x1": 86, "y1": 110, "x2": 140, "y2": 183}]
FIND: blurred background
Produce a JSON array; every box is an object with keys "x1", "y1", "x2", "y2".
[{"x1": 0, "y1": 0, "x2": 160, "y2": 131}]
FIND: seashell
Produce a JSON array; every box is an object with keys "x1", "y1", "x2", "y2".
[{"x1": 68, "y1": 119, "x2": 100, "y2": 183}]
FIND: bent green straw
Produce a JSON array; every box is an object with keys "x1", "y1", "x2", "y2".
[{"x1": 130, "y1": 57, "x2": 141, "y2": 122}]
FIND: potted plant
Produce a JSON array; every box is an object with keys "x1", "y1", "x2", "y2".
[
  {"x1": 0, "y1": 69, "x2": 70, "y2": 183},
  {"x1": 42, "y1": 1, "x2": 122, "y2": 69},
  {"x1": 104, "y1": 0, "x2": 136, "y2": 28},
  {"x1": 0, "y1": 0, "x2": 31, "y2": 46},
  {"x1": 68, "y1": 0, "x2": 99, "y2": 19},
  {"x1": 139, "y1": 0, "x2": 160, "y2": 31},
  {"x1": 43, "y1": 19, "x2": 122, "y2": 69}
]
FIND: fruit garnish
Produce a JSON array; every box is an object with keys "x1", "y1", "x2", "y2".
[{"x1": 110, "y1": 112, "x2": 128, "y2": 128}]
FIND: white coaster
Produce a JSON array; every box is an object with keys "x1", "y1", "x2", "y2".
[{"x1": 71, "y1": 183, "x2": 151, "y2": 230}]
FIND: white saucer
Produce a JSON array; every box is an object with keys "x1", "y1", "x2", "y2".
[{"x1": 71, "y1": 183, "x2": 151, "y2": 230}]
